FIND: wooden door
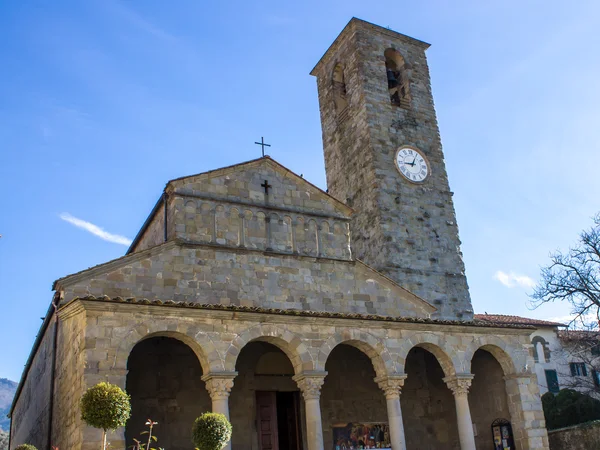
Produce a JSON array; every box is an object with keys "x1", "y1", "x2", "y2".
[
  {"x1": 277, "y1": 392, "x2": 303, "y2": 450},
  {"x1": 256, "y1": 391, "x2": 279, "y2": 450}
]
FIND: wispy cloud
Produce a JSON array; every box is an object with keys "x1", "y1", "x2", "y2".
[
  {"x1": 59, "y1": 213, "x2": 131, "y2": 246},
  {"x1": 493, "y1": 270, "x2": 536, "y2": 289}
]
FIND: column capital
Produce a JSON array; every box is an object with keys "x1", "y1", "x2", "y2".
[
  {"x1": 443, "y1": 373, "x2": 474, "y2": 397},
  {"x1": 202, "y1": 372, "x2": 238, "y2": 400},
  {"x1": 374, "y1": 373, "x2": 408, "y2": 399},
  {"x1": 293, "y1": 371, "x2": 327, "y2": 400}
]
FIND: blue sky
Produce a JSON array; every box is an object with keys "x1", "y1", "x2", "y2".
[{"x1": 1, "y1": 0, "x2": 599, "y2": 381}]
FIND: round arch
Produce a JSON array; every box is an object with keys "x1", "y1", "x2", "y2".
[
  {"x1": 316, "y1": 330, "x2": 391, "y2": 378},
  {"x1": 397, "y1": 333, "x2": 459, "y2": 377},
  {"x1": 464, "y1": 336, "x2": 519, "y2": 376},
  {"x1": 223, "y1": 324, "x2": 312, "y2": 374},
  {"x1": 113, "y1": 321, "x2": 216, "y2": 374}
]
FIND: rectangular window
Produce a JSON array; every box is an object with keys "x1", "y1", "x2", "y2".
[
  {"x1": 545, "y1": 370, "x2": 560, "y2": 393},
  {"x1": 593, "y1": 370, "x2": 600, "y2": 388},
  {"x1": 591, "y1": 345, "x2": 600, "y2": 356},
  {"x1": 570, "y1": 362, "x2": 588, "y2": 377}
]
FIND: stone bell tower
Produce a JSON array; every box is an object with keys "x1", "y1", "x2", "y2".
[{"x1": 311, "y1": 18, "x2": 473, "y2": 320}]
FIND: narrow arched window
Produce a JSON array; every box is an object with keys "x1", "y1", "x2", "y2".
[
  {"x1": 532, "y1": 336, "x2": 551, "y2": 363},
  {"x1": 384, "y1": 48, "x2": 410, "y2": 108},
  {"x1": 332, "y1": 63, "x2": 348, "y2": 113}
]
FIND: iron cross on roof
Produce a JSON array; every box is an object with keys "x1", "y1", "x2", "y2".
[
  {"x1": 254, "y1": 136, "x2": 271, "y2": 157},
  {"x1": 261, "y1": 179, "x2": 272, "y2": 195}
]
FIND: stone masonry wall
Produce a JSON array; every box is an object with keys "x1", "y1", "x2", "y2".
[
  {"x1": 170, "y1": 159, "x2": 346, "y2": 218},
  {"x1": 313, "y1": 24, "x2": 382, "y2": 283},
  {"x1": 171, "y1": 195, "x2": 351, "y2": 260},
  {"x1": 469, "y1": 349, "x2": 512, "y2": 450},
  {"x1": 312, "y1": 19, "x2": 472, "y2": 320},
  {"x1": 548, "y1": 420, "x2": 600, "y2": 450},
  {"x1": 130, "y1": 199, "x2": 166, "y2": 253},
  {"x1": 125, "y1": 337, "x2": 212, "y2": 450},
  {"x1": 321, "y1": 345, "x2": 388, "y2": 449},
  {"x1": 52, "y1": 305, "x2": 87, "y2": 450},
  {"x1": 58, "y1": 242, "x2": 433, "y2": 318},
  {"x1": 52, "y1": 298, "x2": 549, "y2": 450},
  {"x1": 130, "y1": 159, "x2": 352, "y2": 260},
  {"x1": 403, "y1": 348, "x2": 460, "y2": 449},
  {"x1": 230, "y1": 342, "x2": 301, "y2": 450},
  {"x1": 10, "y1": 308, "x2": 87, "y2": 450},
  {"x1": 10, "y1": 319, "x2": 55, "y2": 450}
]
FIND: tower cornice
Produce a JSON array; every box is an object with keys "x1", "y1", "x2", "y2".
[{"x1": 310, "y1": 17, "x2": 430, "y2": 77}]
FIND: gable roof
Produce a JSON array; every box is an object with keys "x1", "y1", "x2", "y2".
[
  {"x1": 474, "y1": 314, "x2": 566, "y2": 328},
  {"x1": 127, "y1": 156, "x2": 353, "y2": 254},
  {"x1": 168, "y1": 156, "x2": 352, "y2": 213}
]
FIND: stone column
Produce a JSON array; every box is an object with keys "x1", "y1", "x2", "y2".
[
  {"x1": 444, "y1": 374, "x2": 476, "y2": 450},
  {"x1": 293, "y1": 372, "x2": 327, "y2": 450},
  {"x1": 375, "y1": 374, "x2": 408, "y2": 450},
  {"x1": 202, "y1": 372, "x2": 238, "y2": 450}
]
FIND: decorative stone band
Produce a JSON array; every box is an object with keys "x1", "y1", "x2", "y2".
[
  {"x1": 293, "y1": 371, "x2": 328, "y2": 400},
  {"x1": 202, "y1": 372, "x2": 238, "y2": 400},
  {"x1": 443, "y1": 374, "x2": 474, "y2": 397},
  {"x1": 374, "y1": 373, "x2": 408, "y2": 400},
  {"x1": 503, "y1": 372, "x2": 538, "y2": 382}
]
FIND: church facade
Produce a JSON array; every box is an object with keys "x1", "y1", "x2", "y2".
[{"x1": 10, "y1": 18, "x2": 549, "y2": 450}]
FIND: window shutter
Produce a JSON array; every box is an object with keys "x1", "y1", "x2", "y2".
[
  {"x1": 571, "y1": 363, "x2": 577, "y2": 376},
  {"x1": 545, "y1": 370, "x2": 560, "y2": 393},
  {"x1": 583, "y1": 364, "x2": 588, "y2": 377}
]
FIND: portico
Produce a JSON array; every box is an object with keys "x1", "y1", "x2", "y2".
[{"x1": 50, "y1": 296, "x2": 547, "y2": 450}]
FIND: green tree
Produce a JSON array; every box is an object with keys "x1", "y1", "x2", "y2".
[
  {"x1": 80, "y1": 382, "x2": 131, "y2": 450},
  {"x1": 192, "y1": 413, "x2": 232, "y2": 450},
  {"x1": 542, "y1": 389, "x2": 600, "y2": 430}
]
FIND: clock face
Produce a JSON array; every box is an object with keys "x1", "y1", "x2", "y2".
[{"x1": 395, "y1": 147, "x2": 429, "y2": 183}]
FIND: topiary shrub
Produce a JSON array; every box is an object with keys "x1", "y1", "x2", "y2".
[
  {"x1": 80, "y1": 382, "x2": 131, "y2": 449},
  {"x1": 15, "y1": 445, "x2": 38, "y2": 450},
  {"x1": 192, "y1": 412, "x2": 232, "y2": 450}
]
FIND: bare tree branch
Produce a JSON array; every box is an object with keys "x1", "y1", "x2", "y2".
[{"x1": 531, "y1": 214, "x2": 600, "y2": 331}]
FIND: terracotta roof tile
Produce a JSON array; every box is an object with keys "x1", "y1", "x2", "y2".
[
  {"x1": 66, "y1": 296, "x2": 535, "y2": 329},
  {"x1": 558, "y1": 330, "x2": 600, "y2": 341},
  {"x1": 474, "y1": 314, "x2": 566, "y2": 327}
]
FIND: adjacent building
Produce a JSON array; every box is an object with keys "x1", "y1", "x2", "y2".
[{"x1": 476, "y1": 314, "x2": 600, "y2": 398}]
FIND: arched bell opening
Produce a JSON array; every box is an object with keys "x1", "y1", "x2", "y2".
[
  {"x1": 321, "y1": 344, "x2": 389, "y2": 450},
  {"x1": 469, "y1": 349, "x2": 512, "y2": 450},
  {"x1": 125, "y1": 336, "x2": 211, "y2": 450},
  {"x1": 384, "y1": 48, "x2": 410, "y2": 108},
  {"x1": 332, "y1": 63, "x2": 349, "y2": 113},
  {"x1": 230, "y1": 341, "x2": 303, "y2": 450},
  {"x1": 402, "y1": 347, "x2": 459, "y2": 448}
]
